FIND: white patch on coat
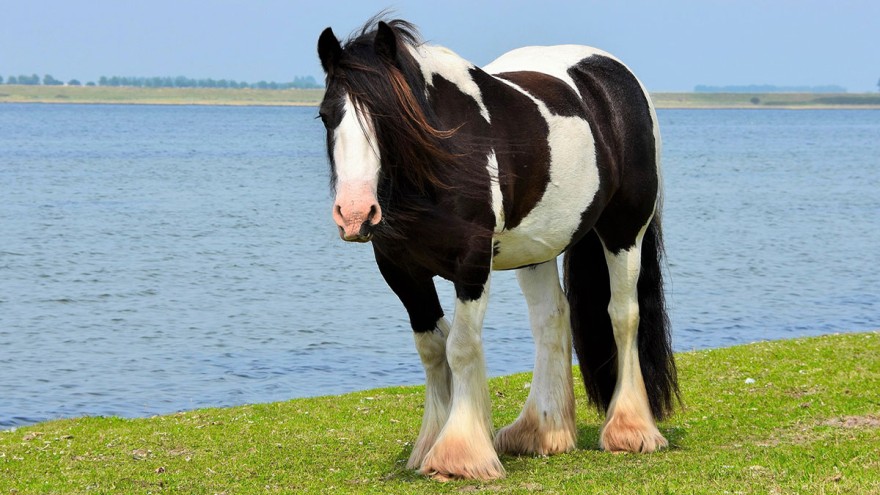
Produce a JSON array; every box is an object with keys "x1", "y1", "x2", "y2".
[
  {"x1": 408, "y1": 45, "x2": 491, "y2": 123},
  {"x1": 489, "y1": 77, "x2": 599, "y2": 270},
  {"x1": 486, "y1": 151, "x2": 505, "y2": 231}
]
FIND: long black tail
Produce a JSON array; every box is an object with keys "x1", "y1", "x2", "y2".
[{"x1": 563, "y1": 218, "x2": 679, "y2": 420}]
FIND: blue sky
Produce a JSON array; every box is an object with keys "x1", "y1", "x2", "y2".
[{"x1": 2, "y1": 0, "x2": 878, "y2": 92}]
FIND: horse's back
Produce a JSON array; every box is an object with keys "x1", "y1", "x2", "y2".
[
  {"x1": 484, "y1": 44, "x2": 655, "y2": 135},
  {"x1": 485, "y1": 45, "x2": 621, "y2": 90}
]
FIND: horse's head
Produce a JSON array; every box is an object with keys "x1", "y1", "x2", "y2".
[
  {"x1": 317, "y1": 19, "x2": 465, "y2": 244},
  {"x1": 317, "y1": 22, "x2": 407, "y2": 243}
]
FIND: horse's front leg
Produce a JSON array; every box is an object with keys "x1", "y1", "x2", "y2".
[
  {"x1": 374, "y1": 251, "x2": 452, "y2": 469},
  {"x1": 408, "y1": 318, "x2": 452, "y2": 469},
  {"x1": 420, "y1": 269, "x2": 504, "y2": 481}
]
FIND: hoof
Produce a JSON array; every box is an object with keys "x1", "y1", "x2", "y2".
[
  {"x1": 407, "y1": 430, "x2": 438, "y2": 470},
  {"x1": 420, "y1": 434, "x2": 505, "y2": 481},
  {"x1": 599, "y1": 412, "x2": 668, "y2": 453},
  {"x1": 494, "y1": 409, "x2": 576, "y2": 456}
]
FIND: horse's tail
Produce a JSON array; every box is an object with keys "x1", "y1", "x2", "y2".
[{"x1": 563, "y1": 218, "x2": 679, "y2": 420}]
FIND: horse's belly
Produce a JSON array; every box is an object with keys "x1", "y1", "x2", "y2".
[
  {"x1": 491, "y1": 226, "x2": 574, "y2": 270},
  {"x1": 490, "y1": 177, "x2": 594, "y2": 270}
]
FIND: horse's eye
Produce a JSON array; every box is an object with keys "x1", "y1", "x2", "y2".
[{"x1": 318, "y1": 111, "x2": 330, "y2": 126}]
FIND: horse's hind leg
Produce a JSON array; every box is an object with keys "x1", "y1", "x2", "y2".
[
  {"x1": 598, "y1": 226, "x2": 667, "y2": 453},
  {"x1": 495, "y1": 260, "x2": 576, "y2": 455}
]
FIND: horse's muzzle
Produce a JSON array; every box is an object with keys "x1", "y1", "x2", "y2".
[
  {"x1": 332, "y1": 192, "x2": 382, "y2": 243},
  {"x1": 338, "y1": 223, "x2": 374, "y2": 243}
]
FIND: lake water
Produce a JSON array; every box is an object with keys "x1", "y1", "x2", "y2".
[{"x1": 1, "y1": 104, "x2": 878, "y2": 428}]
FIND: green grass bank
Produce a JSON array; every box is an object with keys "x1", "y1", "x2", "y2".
[
  {"x1": 2, "y1": 331, "x2": 878, "y2": 494},
  {"x1": 3, "y1": 85, "x2": 880, "y2": 108}
]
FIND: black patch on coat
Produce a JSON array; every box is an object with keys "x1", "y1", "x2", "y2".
[
  {"x1": 495, "y1": 71, "x2": 585, "y2": 117},
  {"x1": 566, "y1": 55, "x2": 658, "y2": 253},
  {"x1": 374, "y1": 249, "x2": 444, "y2": 332},
  {"x1": 466, "y1": 69, "x2": 555, "y2": 232}
]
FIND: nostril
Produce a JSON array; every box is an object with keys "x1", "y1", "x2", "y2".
[
  {"x1": 367, "y1": 204, "x2": 382, "y2": 225},
  {"x1": 333, "y1": 204, "x2": 344, "y2": 225}
]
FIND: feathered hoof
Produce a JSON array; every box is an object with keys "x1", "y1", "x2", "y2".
[
  {"x1": 406, "y1": 429, "x2": 438, "y2": 470},
  {"x1": 419, "y1": 434, "x2": 505, "y2": 481},
  {"x1": 599, "y1": 412, "x2": 668, "y2": 453},
  {"x1": 494, "y1": 412, "x2": 576, "y2": 456}
]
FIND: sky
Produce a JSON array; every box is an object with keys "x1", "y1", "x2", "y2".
[{"x1": 2, "y1": 0, "x2": 878, "y2": 92}]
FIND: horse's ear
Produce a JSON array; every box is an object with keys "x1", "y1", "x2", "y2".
[
  {"x1": 318, "y1": 27, "x2": 342, "y2": 74},
  {"x1": 374, "y1": 21, "x2": 397, "y2": 63}
]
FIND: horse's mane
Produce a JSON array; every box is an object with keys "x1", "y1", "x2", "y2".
[
  {"x1": 345, "y1": 16, "x2": 422, "y2": 54},
  {"x1": 333, "y1": 17, "x2": 471, "y2": 196}
]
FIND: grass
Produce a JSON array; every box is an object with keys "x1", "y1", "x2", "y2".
[
  {"x1": 3, "y1": 85, "x2": 880, "y2": 108},
  {"x1": 2, "y1": 331, "x2": 879, "y2": 494}
]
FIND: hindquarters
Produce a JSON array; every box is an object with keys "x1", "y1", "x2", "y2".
[{"x1": 561, "y1": 51, "x2": 678, "y2": 429}]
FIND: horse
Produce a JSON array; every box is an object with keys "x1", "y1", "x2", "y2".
[{"x1": 316, "y1": 18, "x2": 678, "y2": 481}]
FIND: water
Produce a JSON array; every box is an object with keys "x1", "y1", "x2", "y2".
[{"x1": 1, "y1": 104, "x2": 878, "y2": 428}]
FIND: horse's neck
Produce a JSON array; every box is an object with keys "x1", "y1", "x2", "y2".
[{"x1": 409, "y1": 44, "x2": 493, "y2": 123}]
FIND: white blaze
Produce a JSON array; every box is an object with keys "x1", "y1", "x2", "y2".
[
  {"x1": 331, "y1": 94, "x2": 383, "y2": 239},
  {"x1": 333, "y1": 94, "x2": 381, "y2": 187}
]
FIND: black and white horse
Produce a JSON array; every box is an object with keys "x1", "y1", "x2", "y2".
[{"x1": 316, "y1": 18, "x2": 678, "y2": 480}]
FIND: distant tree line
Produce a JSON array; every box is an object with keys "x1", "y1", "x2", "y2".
[
  {"x1": 0, "y1": 73, "x2": 322, "y2": 89},
  {"x1": 695, "y1": 84, "x2": 848, "y2": 93},
  {"x1": 96, "y1": 75, "x2": 321, "y2": 89}
]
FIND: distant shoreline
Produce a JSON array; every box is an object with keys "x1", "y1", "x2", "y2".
[
  {"x1": 0, "y1": 85, "x2": 325, "y2": 107},
  {"x1": 651, "y1": 92, "x2": 880, "y2": 109},
  {"x1": 2, "y1": 85, "x2": 879, "y2": 109}
]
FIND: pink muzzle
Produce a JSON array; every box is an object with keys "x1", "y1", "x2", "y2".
[{"x1": 332, "y1": 182, "x2": 383, "y2": 242}]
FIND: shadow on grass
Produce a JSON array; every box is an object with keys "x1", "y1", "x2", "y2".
[
  {"x1": 663, "y1": 424, "x2": 689, "y2": 450},
  {"x1": 384, "y1": 444, "x2": 424, "y2": 483},
  {"x1": 577, "y1": 424, "x2": 602, "y2": 450}
]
